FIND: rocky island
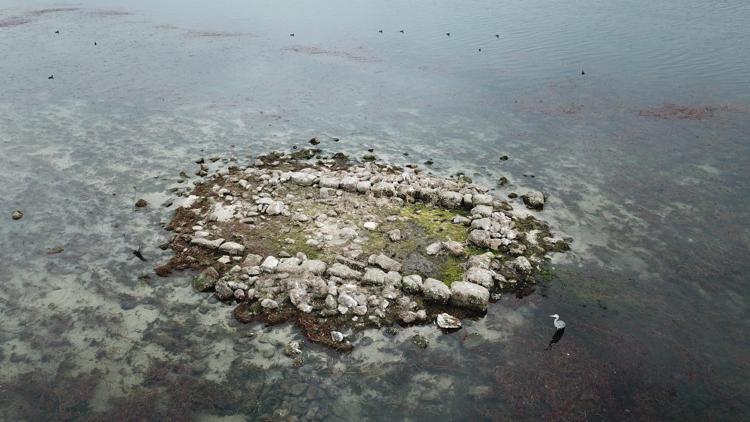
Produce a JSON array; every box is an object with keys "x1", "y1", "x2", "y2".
[{"x1": 156, "y1": 149, "x2": 569, "y2": 351}]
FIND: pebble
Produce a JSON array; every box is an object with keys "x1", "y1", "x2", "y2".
[
  {"x1": 426, "y1": 242, "x2": 442, "y2": 256},
  {"x1": 387, "y1": 229, "x2": 402, "y2": 241},
  {"x1": 11, "y1": 210, "x2": 23, "y2": 220},
  {"x1": 363, "y1": 221, "x2": 379, "y2": 231}
]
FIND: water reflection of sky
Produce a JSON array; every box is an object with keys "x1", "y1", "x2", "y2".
[{"x1": 1, "y1": 1, "x2": 749, "y2": 420}]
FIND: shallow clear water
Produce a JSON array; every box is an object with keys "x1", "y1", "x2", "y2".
[{"x1": 1, "y1": 1, "x2": 749, "y2": 420}]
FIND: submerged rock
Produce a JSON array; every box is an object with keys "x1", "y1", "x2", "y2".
[{"x1": 193, "y1": 267, "x2": 220, "y2": 291}]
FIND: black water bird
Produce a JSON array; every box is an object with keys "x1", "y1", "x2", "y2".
[
  {"x1": 132, "y1": 244, "x2": 147, "y2": 262},
  {"x1": 581, "y1": 69, "x2": 585, "y2": 75},
  {"x1": 55, "y1": 30, "x2": 59, "y2": 34},
  {"x1": 495, "y1": 34, "x2": 500, "y2": 38},
  {"x1": 446, "y1": 32, "x2": 451, "y2": 36},
  {"x1": 289, "y1": 33, "x2": 294, "y2": 37},
  {"x1": 378, "y1": 29, "x2": 383, "y2": 33},
  {"x1": 94, "y1": 42, "x2": 97, "y2": 46},
  {"x1": 48, "y1": 75, "x2": 54, "y2": 79},
  {"x1": 399, "y1": 29, "x2": 404, "y2": 34},
  {"x1": 478, "y1": 48, "x2": 482, "y2": 52}
]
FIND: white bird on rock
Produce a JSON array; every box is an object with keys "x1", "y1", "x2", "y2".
[{"x1": 550, "y1": 314, "x2": 566, "y2": 329}]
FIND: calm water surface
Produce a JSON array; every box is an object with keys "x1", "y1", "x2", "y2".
[{"x1": 1, "y1": 1, "x2": 749, "y2": 420}]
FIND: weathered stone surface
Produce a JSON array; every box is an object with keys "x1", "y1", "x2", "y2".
[
  {"x1": 522, "y1": 190, "x2": 545, "y2": 210},
  {"x1": 368, "y1": 254, "x2": 402, "y2": 272},
  {"x1": 265, "y1": 201, "x2": 286, "y2": 215},
  {"x1": 291, "y1": 172, "x2": 318, "y2": 186},
  {"x1": 471, "y1": 205, "x2": 493, "y2": 217},
  {"x1": 190, "y1": 237, "x2": 224, "y2": 249},
  {"x1": 363, "y1": 267, "x2": 386, "y2": 285},
  {"x1": 426, "y1": 242, "x2": 442, "y2": 256},
  {"x1": 214, "y1": 281, "x2": 234, "y2": 300},
  {"x1": 300, "y1": 259, "x2": 326, "y2": 275},
  {"x1": 319, "y1": 176, "x2": 341, "y2": 188},
  {"x1": 470, "y1": 217, "x2": 492, "y2": 231},
  {"x1": 452, "y1": 215, "x2": 471, "y2": 225},
  {"x1": 356, "y1": 180, "x2": 371, "y2": 192},
  {"x1": 439, "y1": 190, "x2": 463, "y2": 208},
  {"x1": 326, "y1": 263, "x2": 362, "y2": 279},
  {"x1": 277, "y1": 257, "x2": 302, "y2": 273},
  {"x1": 472, "y1": 193, "x2": 493, "y2": 206},
  {"x1": 402, "y1": 274, "x2": 423, "y2": 293},
  {"x1": 363, "y1": 221, "x2": 379, "y2": 231},
  {"x1": 513, "y1": 256, "x2": 533, "y2": 273},
  {"x1": 422, "y1": 278, "x2": 451, "y2": 303},
  {"x1": 337, "y1": 293, "x2": 358, "y2": 308},
  {"x1": 443, "y1": 240, "x2": 464, "y2": 256},
  {"x1": 436, "y1": 313, "x2": 462, "y2": 329},
  {"x1": 243, "y1": 254, "x2": 263, "y2": 267},
  {"x1": 260, "y1": 256, "x2": 279, "y2": 273},
  {"x1": 261, "y1": 298, "x2": 279, "y2": 309},
  {"x1": 450, "y1": 282, "x2": 489, "y2": 311},
  {"x1": 193, "y1": 267, "x2": 219, "y2": 291},
  {"x1": 465, "y1": 267, "x2": 495, "y2": 288},
  {"x1": 218, "y1": 241, "x2": 245, "y2": 255},
  {"x1": 388, "y1": 229, "x2": 402, "y2": 241},
  {"x1": 340, "y1": 176, "x2": 358, "y2": 191},
  {"x1": 469, "y1": 229, "x2": 492, "y2": 248}
]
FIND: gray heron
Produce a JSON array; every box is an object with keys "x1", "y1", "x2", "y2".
[{"x1": 550, "y1": 314, "x2": 566, "y2": 329}]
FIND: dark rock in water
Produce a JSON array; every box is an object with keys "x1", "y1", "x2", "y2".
[
  {"x1": 135, "y1": 198, "x2": 148, "y2": 208},
  {"x1": 119, "y1": 294, "x2": 138, "y2": 310},
  {"x1": 11, "y1": 210, "x2": 23, "y2": 220},
  {"x1": 424, "y1": 160, "x2": 434, "y2": 165},
  {"x1": 508, "y1": 192, "x2": 518, "y2": 199},
  {"x1": 309, "y1": 137, "x2": 320, "y2": 145},
  {"x1": 462, "y1": 332, "x2": 485, "y2": 349},
  {"x1": 195, "y1": 157, "x2": 205, "y2": 164},
  {"x1": 362, "y1": 153, "x2": 377, "y2": 162},
  {"x1": 521, "y1": 190, "x2": 545, "y2": 210},
  {"x1": 402, "y1": 252, "x2": 436, "y2": 275},
  {"x1": 411, "y1": 334, "x2": 429, "y2": 349},
  {"x1": 46, "y1": 246, "x2": 64, "y2": 254},
  {"x1": 193, "y1": 267, "x2": 219, "y2": 291},
  {"x1": 214, "y1": 281, "x2": 233, "y2": 300},
  {"x1": 499, "y1": 155, "x2": 509, "y2": 161},
  {"x1": 233, "y1": 301, "x2": 260, "y2": 323},
  {"x1": 497, "y1": 176, "x2": 509, "y2": 186}
]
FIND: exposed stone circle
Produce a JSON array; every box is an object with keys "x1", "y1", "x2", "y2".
[{"x1": 157, "y1": 150, "x2": 569, "y2": 350}]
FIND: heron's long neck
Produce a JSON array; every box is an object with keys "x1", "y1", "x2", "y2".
[{"x1": 553, "y1": 316, "x2": 559, "y2": 323}]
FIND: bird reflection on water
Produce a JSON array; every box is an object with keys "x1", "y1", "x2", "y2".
[{"x1": 546, "y1": 327, "x2": 565, "y2": 350}]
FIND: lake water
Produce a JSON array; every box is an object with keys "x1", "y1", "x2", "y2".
[{"x1": 1, "y1": 1, "x2": 749, "y2": 420}]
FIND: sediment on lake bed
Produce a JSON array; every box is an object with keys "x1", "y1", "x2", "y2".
[{"x1": 156, "y1": 149, "x2": 570, "y2": 350}]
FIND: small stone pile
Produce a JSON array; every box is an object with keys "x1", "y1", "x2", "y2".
[{"x1": 157, "y1": 150, "x2": 568, "y2": 350}]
